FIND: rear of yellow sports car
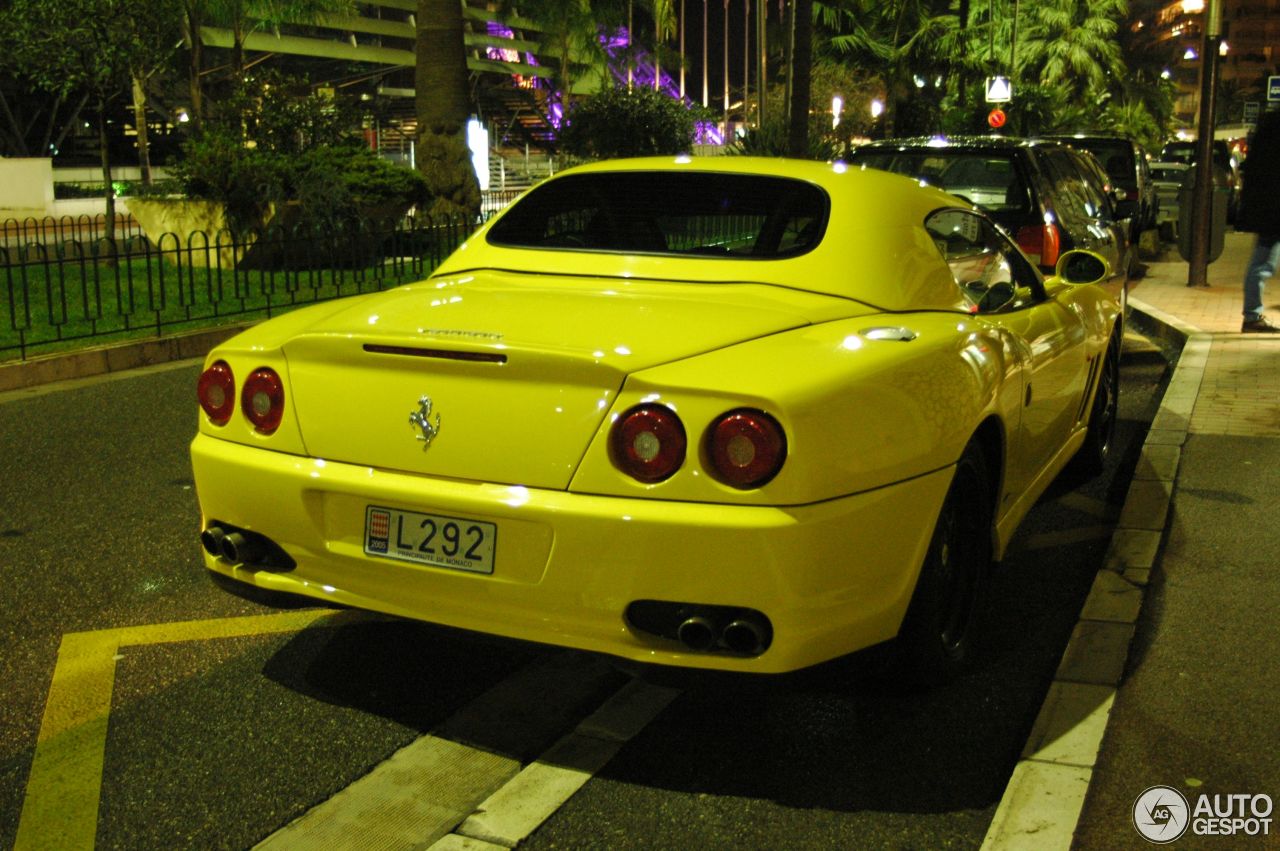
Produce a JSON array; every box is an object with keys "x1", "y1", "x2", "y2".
[{"x1": 191, "y1": 158, "x2": 1017, "y2": 673}]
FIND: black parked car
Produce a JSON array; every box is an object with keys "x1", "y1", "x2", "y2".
[
  {"x1": 848, "y1": 136, "x2": 1131, "y2": 298},
  {"x1": 1040, "y1": 134, "x2": 1158, "y2": 238}
]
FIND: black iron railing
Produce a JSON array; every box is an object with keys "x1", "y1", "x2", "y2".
[{"x1": 0, "y1": 213, "x2": 479, "y2": 362}]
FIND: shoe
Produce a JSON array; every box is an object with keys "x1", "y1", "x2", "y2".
[{"x1": 1241, "y1": 316, "x2": 1280, "y2": 333}]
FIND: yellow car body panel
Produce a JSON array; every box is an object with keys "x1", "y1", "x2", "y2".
[
  {"x1": 190, "y1": 156, "x2": 1121, "y2": 674},
  {"x1": 192, "y1": 430, "x2": 951, "y2": 673}
]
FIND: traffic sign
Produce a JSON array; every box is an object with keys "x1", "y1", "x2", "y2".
[
  {"x1": 988, "y1": 109, "x2": 1007, "y2": 129},
  {"x1": 1269, "y1": 75, "x2": 1280, "y2": 102},
  {"x1": 986, "y1": 76, "x2": 1012, "y2": 103}
]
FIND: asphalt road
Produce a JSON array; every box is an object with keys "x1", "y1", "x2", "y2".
[{"x1": 0, "y1": 338, "x2": 1172, "y2": 850}]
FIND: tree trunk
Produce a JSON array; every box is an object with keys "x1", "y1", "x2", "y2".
[
  {"x1": 559, "y1": 33, "x2": 573, "y2": 118},
  {"x1": 50, "y1": 93, "x2": 90, "y2": 156},
  {"x1": 786, "y1": 0, "x2": 812, "y2": 157},
  {"x1": 0, "y1": 88, "x2": 29, "y2": 156},
  {"x1": 131, "y1": 74, "x2": 154, "y2": 185},
  {"x1": 414, "y1": 0, "x2": 481, "y2": 219},
  {"x1": 97, "y1": 96, "x2": 117, "y2": 246},
  {"x1": 232, "y1": 18, "x2": 246, "y2": 81},
  {"x1": 185, "y1": 7, "x2": 204, "y2": 123}
]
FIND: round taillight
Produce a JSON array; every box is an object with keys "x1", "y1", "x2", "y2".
[
  {"x1": 706, "y1": 410, "x2": 786, "y2": 489},
  {"x1": 241, "y1": 367, "x2": 285, "y2": 434},
  {"x1": 197, "y1": 360, "x2": 235, "y2": 426},
  {"x1": 610, "y1": 404, "x2": 686, "y2": 483}
]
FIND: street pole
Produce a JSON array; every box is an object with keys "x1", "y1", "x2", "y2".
[
  {"x1": 723, "y1": 0, "x2": 730, "y2": 126},
  {"x1": 702, "y1": 0, "x2": 709, "y2": 108},
  {"x1": 1188, "y1": 0, "x2": 1222, "y2": 287},
  {"x1": 679, "y1": 0, "x2": 686, "y2": 99},
  {"x1": 755, "y1": 0, "x2": 766, "y2": 126},
  {"x1": 743, "y1": 0, "x2": 750, "y2": 124}
]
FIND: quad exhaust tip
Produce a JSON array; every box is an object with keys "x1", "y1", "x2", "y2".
[
  {"x1": 676, "y1": 616, "x2": 718, "y2": 651},
  {"x1": 627, "y1": 601, "x2": 772, "y2": 656},
  {"x1": 199, "y1": 522, "x2": 295, "y2": 571}
]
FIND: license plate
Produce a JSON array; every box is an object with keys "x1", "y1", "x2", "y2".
[{"x1": 364, "y1": 506, "x2": 497, "y2": 574}]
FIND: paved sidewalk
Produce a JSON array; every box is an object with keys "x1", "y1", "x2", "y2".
[{"x1": 985, "y1": 230, "x2": 1280, "y2": 850}]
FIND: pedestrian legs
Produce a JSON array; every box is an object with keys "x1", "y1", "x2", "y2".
[{"x1": 1242, "y1": 234, "x2": 1280, "y2": 331}]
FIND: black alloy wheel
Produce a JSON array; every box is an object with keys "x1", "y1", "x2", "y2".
[{"x1": 895, "y1": 440, "x2": 994, "y2": 686}]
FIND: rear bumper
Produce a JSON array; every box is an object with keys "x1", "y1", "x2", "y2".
[{"x1": 190, "y1": 433, "x2": 952, "y2": 674}]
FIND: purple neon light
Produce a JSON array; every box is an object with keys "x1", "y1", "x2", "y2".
[
  {"x1": 602, "y1": 26, "x2": 723, "y2": 144},
  {"x1": 476, "y1": 21, "x2": 723, "y2": 145},
  {"x1": 485, "y1": 20, "x2": 542, "y2": 76}
]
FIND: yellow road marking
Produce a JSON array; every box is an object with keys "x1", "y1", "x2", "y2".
[{"x1": 16, "y1": 609, "x2": 358, "y2": 851}]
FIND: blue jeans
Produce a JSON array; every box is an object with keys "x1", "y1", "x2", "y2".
[{"x1": 1244, "y1": 235, "x2": 1280, "y2": 320}]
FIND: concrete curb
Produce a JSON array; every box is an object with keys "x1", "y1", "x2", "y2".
[
  {"x1": 981, "y1": 297, "x2": 1202, "y2": 851},
  {"x1": 0, "y1": 323, "x2": 254, "y2": 393}
]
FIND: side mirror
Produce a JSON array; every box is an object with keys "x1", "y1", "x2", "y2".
[
  {"x1": 1114, "y1": 198, "x2": 1138, "y2": 220},
  {"x1": 1055, "y1": 249, "x2": 1111, "y2": 286}
]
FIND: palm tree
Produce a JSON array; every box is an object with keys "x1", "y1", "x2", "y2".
[
  {"x1": 821, "y1": 0, "x2": 961, "y2": 137},
  {"x1": 416, "y1": 0, "x2": 480, "y2": 218},
  {"x1": 1015, "y1": 0, "x2": 1125, "y2": 102},
  {"x1": 649, "y1": 0, "x2": 677, "y2": 90}
]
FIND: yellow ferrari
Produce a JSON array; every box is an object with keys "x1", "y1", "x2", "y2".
[{"x1": 191, "y1": 156, "x2": 1121, "y2": 681}]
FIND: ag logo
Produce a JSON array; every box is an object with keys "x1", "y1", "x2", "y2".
[{"x1": 1133, "y1": 785, "x2": 1190, "y2": 843}]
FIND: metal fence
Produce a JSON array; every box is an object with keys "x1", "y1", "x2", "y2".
[{"x1": 0, "y1": 212, "x2": 479, "y2": 363}]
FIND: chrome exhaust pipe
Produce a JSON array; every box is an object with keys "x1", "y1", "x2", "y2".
[
  {"x1": 200, "y1": 525, "x2": 228, "y2": 557},
  {"x1": 722, "y1": 617, "x2": 767, "y2": 655},
  {"x1": 676, "y1": 616, "x2": 718, "y2": 651},
  {"x1": 220, "y1": 531, "x2": 263, "y2": 565}
]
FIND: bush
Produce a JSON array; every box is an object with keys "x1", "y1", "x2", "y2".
[
  {"x1": 725, "y1": 116, "x2": 844, "y2": 161},
  {"x1": 559, "y1": 85, "x2": 711, "y2": 160},
  {"x1": 171, "y1": 73, "x2": 430, "y2": 233}
]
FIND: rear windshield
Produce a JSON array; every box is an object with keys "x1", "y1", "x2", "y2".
[
  {"x1": 851, "y1": 150, "x2": 1030, "y2": 217},
  {"x1": 1151, "y1": 165, "x2": 1188, "y2": 182},
  {"x1": 486, "y1": 171, "x2": 829, "y2": 259},
  {"x1": 1161, "y1": 141, "x2": 1232, "y2": 169}
]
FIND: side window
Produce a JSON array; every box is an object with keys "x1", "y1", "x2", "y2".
[
  {"x1": 1040, "y1": 149, "x2": 1092, "y2": 233},
  {"x1": 1072, "y1": 153, "x2": 1117, "y2": 221},
  {"x1": 926, "y1": 209, "x2": 1042, "y2": 312}
]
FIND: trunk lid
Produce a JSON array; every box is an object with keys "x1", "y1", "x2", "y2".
[{"x1": 282, "y1": 271, "x2": 855, "y2": 489}]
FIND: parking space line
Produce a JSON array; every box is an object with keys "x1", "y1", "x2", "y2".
[
  {"x1": 254, "y1": 653, "x2": 628, "y2": 850},
  {"x1": 444, "y1": 679, "x2": 679, "y2": 849},
  {"x1": 15, "y1": 609, "x2": 355, "y2": 851}
]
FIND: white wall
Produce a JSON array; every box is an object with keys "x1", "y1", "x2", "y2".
[{"x1": 0, "y1": 157, "x2": 55, "y2": 216}]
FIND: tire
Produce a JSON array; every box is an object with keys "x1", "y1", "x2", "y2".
[
  {"x1": 1073, "y1": 333, "x2": 1120, "y2": 476},
  {"x1": 895, "y1": 440, "x2": 994, "y2": 686}
]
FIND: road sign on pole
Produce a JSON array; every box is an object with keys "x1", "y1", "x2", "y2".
[
  {"x1": 985, "y1": 77, "x2": 1012, "y2": 103},
  {"x1": 1268, "y1": 75, "x2": 1280, "y2": 102}
]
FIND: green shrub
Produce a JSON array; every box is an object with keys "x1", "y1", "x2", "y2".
[
  {"x1": 559, "y1": 85, "x2": 711, "y2": 161},
  {"x1": 171, "y1": 73, "x2": 431, "y2": 233},
  {"x1": 725, "y1": 115, "x2": 849, "y2": 161}
]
